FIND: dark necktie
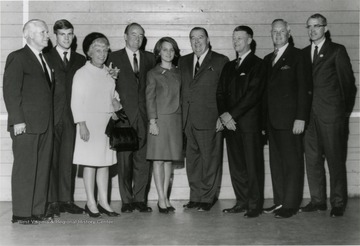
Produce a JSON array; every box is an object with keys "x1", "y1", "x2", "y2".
[
  {"x1": 39, "y1": 53, "x2": 51, "y2": 88},
  {"x1": 63, "y1": 51, "x2": 69, "y2": 67},
  {"x1": 194, "y1": 56, "x2": 200, "y2": 77},
  {"x1": 133, "y1": 53, "x2": 139, "y2": 77},
  {"x1": 271, "y1": 48, "x2": 279, "y2": 66},
  {"x1": 313, "y1": 46, "x2": 318, "y2": 64},
  {"x1": 235, "y1": 57, "x2": 242, "y2": 69}
]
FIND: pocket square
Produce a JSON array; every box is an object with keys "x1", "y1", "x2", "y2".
[
  {"x1": 240, "y1": 73, "x2": 246, "y2": 76},
  {"x1": 280, "y1": 65, "x2": 291, "y2": 70}
]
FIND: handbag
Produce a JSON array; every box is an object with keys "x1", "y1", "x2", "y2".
[{"x1": 105, "y1": 109, "x2": 139, "y2": 152}]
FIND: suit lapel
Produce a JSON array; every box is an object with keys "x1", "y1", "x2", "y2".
[
  {"x1": 194, "y1": 50, "x2": 212, "y2": 80},
  {"x1": 25, "y1": 45, "x2": 52, "y2": 89},
  {"x1": 313, "y1": 40, "x2": 329, "y2": 69}
]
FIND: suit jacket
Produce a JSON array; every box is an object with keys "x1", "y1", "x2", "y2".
[
  {"x1": 179, "y1": 50, "x2": 229, "y2": 130},
  {"x1": 45, "y1": 48, "x2": 86, "y2": 125},
  {"x1": 303, "y1": 39, "x2": 356, "y2": 123},
  {"x1": 107, "y1": 49, "x2": 156, "y2": 125},
  {"x1": 217, "y1": 52, "x2": 265, "y2": 132},
  {"x1": 264, "y1": 45, "x2": 312, "y2": 130},
  {"x1": 146, "y1": 64, "x2": 181, "y2": 119},
  {"x1": 3, "y1": 45, "x2": 53, "y2": 133}
]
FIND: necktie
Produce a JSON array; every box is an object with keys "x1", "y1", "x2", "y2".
[
  {"x1": 63, "y1": 51, "x2": 69, "y2": 67},
  {"x1": 194, "y1": 56, "x2": 200, "y2": 77},
  {"x1": 133, "y1": 53, "x2": 139, "y2": 77},
  {"x1": 39, "y1": 53, "x2": 51, "y2": 88},
  {"x1": 235, "y1": 57, "x2": 242, "y2": 69},
  {"x1": 271, "y1": 48, "x2": 279, "y2": 66},
  {"x1": 313, "y1": 46, "x2": 318, "y2": 64}
]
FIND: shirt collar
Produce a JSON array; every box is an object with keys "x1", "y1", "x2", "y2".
[
  {"x1": 56, "y1": 45, "x2": 71, "y2": 59},
  {"x1": 125, "y1": 47, "x2": 140, "y2": 59},
  {"x1": 312, "y1": 38, "x2": 326, "y2": 52},
  {"x1": 239, "y1": 50, "x2": 251, "y2": 61},
  {"x1": 194, "y1": 48, "x2": 210, "y2": 65}
]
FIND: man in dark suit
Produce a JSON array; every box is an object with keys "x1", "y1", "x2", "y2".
[
  {"x1": 45, "y1": 19, "x2": 86, "y2": 217},
  {"x1": 216, "y1": 26, "x2": 265, "y2": 218},
  {"x1": 107, "y1": 23, "x2": 156, "y2": 213},
  {"x1": 3, "y1": 19, "x2": 54, "y2": 224},
  {"x1": 179, "y1": 27, "x2": 229, "y2": 212},
  {"x1": 262, "y1": 19, "x2": 312, "y2": 218},
  {"x1": 300, "y1": 13, "x2": 356, "y2": 217}
]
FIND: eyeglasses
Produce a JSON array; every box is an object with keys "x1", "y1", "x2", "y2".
[{"x1": 306, "y1": 24, "x2": 326, "y2": 30}]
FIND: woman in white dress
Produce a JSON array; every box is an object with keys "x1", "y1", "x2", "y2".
[{"x1": 71, "y1": 33, "x2": 120, "y2": 217}]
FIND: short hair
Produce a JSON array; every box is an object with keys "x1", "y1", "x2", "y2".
[
  {"x1": 53, "y1": 19, "x2": 74, "y2": 34},
  {"x1": 23, "y1": 19, "x2": 47, "y2": 39},
  {"x1": 271, "y1": 19, "x2": 291, "y2": 32},
  {"x1": 307, "y1": 13, "x2": 327, "y2": 26},
  {"x1": 82, "y1": 32, "x2": 110, "y2": 60},
  {"x1": 189, "y1": 27, "x2": 209, "y2": 38},
  {"x1": 124, "y1": 22, "x2": 145, "y2": 35},
  {"x1": 233, "y1": 25, "x2": 254, "y2": 38},
  {"x1": 153, "y1": 37, "x2": 181, "y2": 65}
]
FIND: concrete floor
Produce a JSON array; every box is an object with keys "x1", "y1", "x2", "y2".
[{"x1": 0, "y1": 199, "x2": 359, "y2": 245}]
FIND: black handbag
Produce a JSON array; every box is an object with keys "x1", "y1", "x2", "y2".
[{"x1": 105, "y1": 109, "x2": 139, "y2": 152}]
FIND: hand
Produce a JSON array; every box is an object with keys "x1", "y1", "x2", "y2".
[
  {"x1": 149, "y1": 122, "x2": 159, "y2": 136},
  {"x1": 225, "y1": 118, "x2": 237, "y2": 131},
  {"x1": 14, "y1": 123, "x2": 26, "y2": 136},
  {"x1": 107, "y1": 62, "x2": 120, "y2": 79},
  {"x1": 292, "y1": 119, "x2": 305, "y2": 135},
  {"x1": 112, "y1": 98, "x2": 122, "y2": 111},
  {"x1": 220, "y1": 112, "x2": 232, "y2": 125},
  {"x1": 111, "y1": 112, "x2": 119, "y2": 120},
  {"x1": 78, "y1": 122, "x2": 90, "y2": 141},
  {"x1": 216, "y1": 118, "x2": 224, "y2": 132}
]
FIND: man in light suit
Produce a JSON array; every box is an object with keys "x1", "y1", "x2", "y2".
[
  {"x1": 107, "y1": 23, "x2": 156, "y2": 213},
  {"x1": 45, "y1": 19, "x2": 86, "y2": 217},
  {"x1": 180, "y1": 27, "x2": 229, "y2": 212},
  {"x1": 262, "y1": 19, "x2": 312, "y2": 218},
  {"x1": 216, "y1": 26, "x2": 265, "y2": 218},
  {"x1": 300, "y1": 13, "x2": 356, "y2": 217},
  {"x1": 3, "y1": 19, "x2": 54, "y2": 224}
]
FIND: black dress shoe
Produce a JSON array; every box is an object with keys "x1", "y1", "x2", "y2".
[
  {"x1": 330, "y1": 207, "x2": 344, "y2": 217},
  {"x1": 263, "y1": 204, "x2": 282, "y2": 214},
  {"x1": 244, "y1": 209, "x2": 261, "y2": 218},
  {"x1": 85, "y1": 205, "x2": 101, "y2": 218},
  {"x1": 121, "y1": 203, "x2": 134, "y2": 213},
  {"x1": 183, "y1": 201, "x2": 200, "y2": 209},
  {"x1": 46, "y1": 202, "x2": 60, "y2": 217},
  {"x1": 12, "y1": 215, "x2": 38, "y2": 225},
  {"x1": 133, "y1": 202, "x2": 152, "y2": 212},
  {"x1": 223, "y1": 204, "x2": 247, "y2": 213},
  {"x1": 167, "y1": 206, "x2": 176, "y2": 212},
  {"x1": 157, "y1": 203, "x2": 169, "y2": 214},
  {"x1": 59, "y1": 202, "x2": 84, "y2": 214},
  {"x1": 97, "y1": 204, "x2": 120, "y2": 217},
  {"x1": 197, "y1": 203, "x2": 212, "y2": 212},
  {"x1": 299, "y1": 202, "x2": 327, "y2": 212},
  {"x1": 274, "y1": 208, "x2": 297, "y2": 219}
]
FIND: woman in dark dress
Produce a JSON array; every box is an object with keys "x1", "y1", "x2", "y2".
[{"x1": 146, "y1": 37, "x2": 182, "y2": 213}]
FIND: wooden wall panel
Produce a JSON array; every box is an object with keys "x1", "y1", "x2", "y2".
[{"x1": 0, "y1": 0, "x2": 359, "y2": 201}]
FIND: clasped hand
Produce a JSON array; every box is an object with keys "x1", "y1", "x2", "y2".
[
  {"x1": 216, "y1": 112, "x2": 236, "y2": 132},
  {"x1": 149, "y1": 123, "x2": 159, "y2": 136}
]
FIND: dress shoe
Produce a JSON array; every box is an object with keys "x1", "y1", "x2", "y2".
[
  {"x1": 167, "y1": 206, "x2": 176, "y2": 212},
  {"x1": 157, "y1": 203, "x2": 169, "y2": 214},
  {"x1": 263, "y1": 204, "x2": 282, "y2": 214},
  {"x1": 274, "y1": 208, "x2": 297, "y2": 219},
  {"x1": 299, "y1": 202, "x2": 327, "y2": 212},
  {"x1": 197, "y1": 203, "x2": 212, "y2": 212},
  {"x1": 330, "y1": 207, "x2": 344, "y2": 217},
  {"x1": 59, "y1": 202, "x2": 84, "y2": 214},
  {"x1": 32, "y1": 214, "x2": 54, "y2": 223},
  {"x1": 97, "y1": 204, "x2": 120, "y2": 217},
  {"x1": 223, "y1": 204, "x2": 247, "y2": 213},
  {"x1": 133, "y1": 202, "x2": 152, "y2": 212},
  {"x1": 12, "y1": 215, "x2": 38, "y2": 225},
  {"x1": 46, "y1": 202, "x2": 60, "y2": 217},
  {"x1": 85, "y1": 205, "x2": 101, "y2": 218},
  {"x1": 183, "y1": 201, "x2": 200, "y2": 209},
  {"x1": 244, "y1": 209, "x2": 261, "y2": 218},
  {"x1": 121, "y1": 203, "x2": 134, "y2": 213}
]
